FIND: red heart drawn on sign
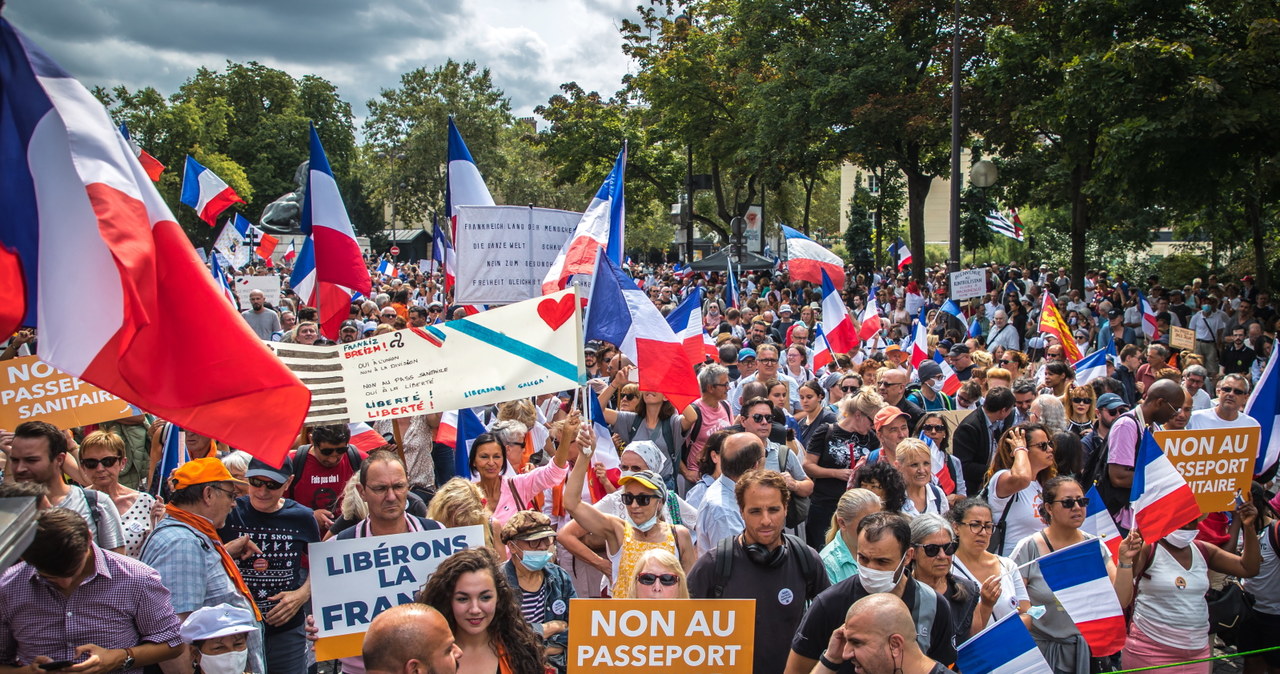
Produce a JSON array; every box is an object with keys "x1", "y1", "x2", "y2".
[{"x1": 538, "y1": 295, "x2": 575, "y2": 331}]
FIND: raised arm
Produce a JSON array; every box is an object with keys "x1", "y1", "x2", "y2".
[{"x1": 562, "y1": 425, "x2": 623, "y2": 553}]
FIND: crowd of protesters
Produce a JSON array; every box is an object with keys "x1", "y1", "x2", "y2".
[{"x1": 2, "y1": 258, "x2": 1279, "y2": 674}]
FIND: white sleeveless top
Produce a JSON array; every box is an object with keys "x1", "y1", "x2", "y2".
[{"x1": 1133, "y1": 542, "x2": 1210, "y2": 650}]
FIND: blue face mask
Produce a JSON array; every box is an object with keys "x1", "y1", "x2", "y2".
[
  {"x1": 1202, "y1": 304, "x2": 1212, "y2": 313},
  {"x1": 519, "y1": 549, "x2": 554, "y2": 572}
]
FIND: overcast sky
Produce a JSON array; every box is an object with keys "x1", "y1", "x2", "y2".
[{"x1": 7, "y1": 0, "x2": 639, "y2": 123}]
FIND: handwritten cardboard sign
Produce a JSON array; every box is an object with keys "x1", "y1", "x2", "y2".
[
  {"x1": 0, "y1": 356, "x2": 134, "y2": 430},
  {"x1": 568, "y1": 599, "x2": 755, "y2": 673},
  {"x1": 453, "y1": 205, "x2": 583, "y2": 304},
  {"x1": 1155, "y1": 427, "x2": 1261, "y2": 513},
  {"x1": 1169, "y1": 326, "x2": 1195, "y2": 351}
]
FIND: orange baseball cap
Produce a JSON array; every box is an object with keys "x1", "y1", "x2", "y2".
[
  {"x1": 873, "y1": 406, "x2": 910, "y2": 431},
  {"x1": 170, "y1": 457, "x2": 247, "y2": 491}
]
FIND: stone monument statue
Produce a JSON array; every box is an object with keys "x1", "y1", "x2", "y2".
[{"x1": 259, "y1": 160, "x2": 309, "y2": 234}]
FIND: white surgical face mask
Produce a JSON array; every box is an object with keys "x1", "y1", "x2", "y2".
[
  {"x1": 629, "y1": 512, "x2": 660, "y2": 532},
  {"x1": 928, "y1": 377, "x2": 944, "y2": 392},
  {"x1": 858, "y1": 552, "x2": 907, "y2": 594},
  {"x1": 199, "y1": 649, "x2": 248, "y2": 674},
  {"x1": 1165, "y1": 529, "x2": 1199, "y2": 549}
]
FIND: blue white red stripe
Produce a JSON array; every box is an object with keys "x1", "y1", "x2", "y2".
[
  {"x1": 302, "y1": 123, "x2": 369, "y2": 298},
  {"x1": 180, "y1": 155, "x2": 243, "y2": 226},
  {"x1": 782, "y1": 225, "x2": 844, "y2": 287},
  {"x1": 821, "y1": 269, "x2": 857, "y2": 353},
  {"x1": 956, "y1": 610, "x2": 1049, "y2": 673},
  {"x1": 811, "y1": 325, "x2": 834, "y2": 371},
  {"x1": 118, "y1": 122, "x2": 164, "y2": 181},
  {"x1": 1036, "y1": 538, "x2": 1126, "y2": 655},
  {"x1": 910, "y1": 308, "x2": 931, "y2": 368},
  {"x1": 154, "y1": 423, "x2": 190, "y2": 495},
  {"x1": 1082, "y1": 484, "x2": 1122, "y2": 563},
  {"x1": 1131, "y1": 430, "x2": 1202, "y2": 541},
  {"x1": 543, "y1": 147, "x2": 626, "y2": 294},
  {"x1": 724, "y1": 259, "x2": 739, "y2": 309},
  {"x1": 587, "y1": 389, "x2": 620, "y2": 469},
  {"x1": 445, "y1": 117, "x2": 495, "y2": 239},
  {"x1": 666, "y1": 286, "x2": 707, "y2": 369},
  {"x1": 857, "y1": 295, "x2": 882, "y2": 343},
  {"x1": 0, "y1": 20, "x2": 309, "y2": 464},
  {"x1": 1138, "y1": 291, "x2": 1159, "y2": 340},
  {"x1": 1247, "y1": 345, "x2": 1280, "y2": 475},
  {"x1": 922, "y1": 433, "x2": 955, "y2": 494},
  {"x1": 347, "y1": 422, "x2": 385, "y2": 453},
  {"x1": 453, "y1": 407, "x2": 488, "y2": 480},
  {"x1": 888, "y1": 236, "x2": 912, "y2": 270}
]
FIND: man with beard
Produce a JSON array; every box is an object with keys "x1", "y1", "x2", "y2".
[{"x1": 241, "y1": 289, "x2": 280, "y2": 340}]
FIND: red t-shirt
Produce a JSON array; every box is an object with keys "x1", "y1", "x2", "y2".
[{"x1": 287, "y1": 450, "x2": 356, "y2": 514}]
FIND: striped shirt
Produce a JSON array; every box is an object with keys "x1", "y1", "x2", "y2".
[{"x1": 519, "y1": 582, "x2": 548, "y2": 625}]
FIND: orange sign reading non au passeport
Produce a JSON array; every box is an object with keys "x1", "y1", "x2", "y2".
[
  {"x1": 1155, "y1": 426, "x2": 1261, "y2": 513},
  {"x1": 568, "y1": 599, "x2": 755, "y2": 673}
]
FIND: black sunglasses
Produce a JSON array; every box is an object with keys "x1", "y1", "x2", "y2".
[
  {"x1": 621, "y1": 393, "x2": 637, "y2": 401},
  {"x1": 621, "y1": 493, "x2": 658, "y2": 506},
  {"x1": 921, "y1": 424, "x2": 946, "y2": 433},
  {"x1": 749, "y1": 413, "x2": 771, "y2": 423},
  {"x1": 841, "y1": 385, "x2": 859, "y2": 392},
  {"x1": 248, "y1": 477, "x2": 284, "y2": 490},
  {"x1": 1219, "y1": 386, "x2": 1248, "y2": 396},
  {"x1": 428, "y1": 307, "x2": 442, "y2": 313},
  {"x1": 637, "y1": 573, "x2": 679, "y2": 586},
  {"x1": 916, "y1": 541, "x2": 958, "y2": 557},
  {"x1": 1000, "y1": 359, "x2": 1013, "y2": 365},
  {"x1": 317, "y1": 447, "x2": 344, "y2": 456},
  {"x1": 1052, "y1": 497, "x2": 1090, "y2": 509},
  {"x1": 81, "y1": 456, "x2": 120, "y2": 469},
  {"x1": 1071, "y1": 397, "x2": 1092, "y2": 405}
]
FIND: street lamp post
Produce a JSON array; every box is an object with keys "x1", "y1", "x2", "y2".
[{"x1": 948, "y1": 0, "x2": 962, "y2": 273}]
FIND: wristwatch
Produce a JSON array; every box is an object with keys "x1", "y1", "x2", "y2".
[
  {"x1": 119, "y1": 647, "x2": 135, "y2": 670},
  {"x1": 819, "y1": 653, "x2": 841, "y2": 670}
]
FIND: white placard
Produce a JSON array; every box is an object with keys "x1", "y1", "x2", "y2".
[
  {"x1": 949, "y1": 269, "x2": 988, "y2": 301},
  {"x1": 453, "y1": 205, "x2": 582, "y2": 304},
  {"x1": 235, "y1": 274, "x2": 282, "y2": 307}
]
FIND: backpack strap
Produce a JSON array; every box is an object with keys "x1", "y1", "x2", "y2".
[
  {"x1": 712, "y1": 536, "x2": 735, "y2": 599},
  {"x1": 291, "y1": 447, "x2": 310, "y2": 483},
  {"x1": 682, "y1": 402, "x2": 705, "y2": 464},
  {"x1": 1268, "y1": 521, "x2": 1280, "y2": 554},
  {"x1": 784, "y1": 533, "x2": 820, "y2": 601},
  {"x1": 911, "y1": 580, "x2": 938, "y2": 654},
  {"x1": 347, "y1": 445, "x2": 363, "y2": 471},
  {"x1": 80, "y1": 487, "x2": 102, "y2": 534},
  {"x1": 507, "y1": 478, "x2": 526, "y2": 511}
]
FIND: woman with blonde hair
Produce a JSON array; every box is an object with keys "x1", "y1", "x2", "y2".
[
  {"x1": 896, "y1": 439, "x2": 949, "y2": 517},
  {"x1": 429, "y1": 477, "x2": 497, "y2": 549},
  {"x1": 81, "y1": 430, "x2": 162, "y2": 557},
  {"x1": 819, "y1": 488, "x2": 881, "y2": 583},
  {"x1": 1061, "y1": 384, "x2": 1096, "y2": 436},
  {"x1": 627, "y1": 548, "x2": 689, "y2": 599}
]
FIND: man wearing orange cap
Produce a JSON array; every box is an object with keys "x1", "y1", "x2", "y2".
[{"x1": 139, "y1": 458, "x2": 265, "y2": 674}]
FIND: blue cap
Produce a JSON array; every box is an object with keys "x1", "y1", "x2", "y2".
[{"x1": 738, "y1": 347, "x2": 757, "y2": 361}]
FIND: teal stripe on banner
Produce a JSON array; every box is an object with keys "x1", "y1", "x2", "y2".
[{"x1": 447, "y1": 320, "x2": 581, "y2": 384}]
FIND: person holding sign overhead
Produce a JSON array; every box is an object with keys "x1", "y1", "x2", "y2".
[{"x1": 474, "y1": 412, "x2": 578, "y2": 529}]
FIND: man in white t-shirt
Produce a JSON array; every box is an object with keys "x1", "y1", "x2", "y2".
[{"x1": 1187, "y1": 373, "x2": 1261, "y2": 432}]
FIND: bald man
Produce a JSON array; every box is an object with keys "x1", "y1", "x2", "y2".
[
  {"x1": 811, "y1": 594, "x2": 947, "y2": 674},
  {"x1": 363, "y1": 604, "x2": 461, "y2": 674}
]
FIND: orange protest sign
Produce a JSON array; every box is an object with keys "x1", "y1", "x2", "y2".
[
  {"x1": 1155, "y1": 427, "x2": 1261, "y2": 513},
  {"x1": 0, "y1": 356, "x2": 134, "y2": 430},
  {"x1": 568, "y1": 599, "x2": 755, "y2": 673}
]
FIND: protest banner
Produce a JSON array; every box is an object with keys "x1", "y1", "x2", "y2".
[
  {"x1": 213, "y1": 220, "x2": 252, "y2": 269},
  {"x1": 234, "y1": 274, "x2": 282, "y2": 307},
  {"x1": 568, "y1": 599, "x2": 755, "y2": 673},
  {"x1": 453, "y1": 205, "x2": 582, "y2": 304},
  {"x1": 311, "y1": 525, "x2": 485, "y2": 660},
  {"x1": 268, "y1": 288, "x2": 585, "y2": 426},
  {"x1": 1169, "y1": 326, "x2": 1195, "y2": 351},
  {"x1": 1155, "y1": 427, "x2": 1261, "y2": 512},
  {"x1": 0, "y1": 356, "x2": 134, "y2": 429},
  {"x1": 949, "y1": 269, "x2": 988, "y2": 301}
]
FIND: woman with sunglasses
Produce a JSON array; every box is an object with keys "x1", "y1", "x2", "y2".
[
  {"x1": 984, "y1": 423, "x2": 1057, "y2": 556},
  {"x1": 1061, "y1": 384, "x2": 1096, "y2": 437},
  {"x1": 915, "y1": 413, "x2": 965, "y2": 505},
  {"x1": 909, "y1": 514, "x2": 981, "y2": 639},
  {"x1": 82, "y1": 430, "x2": 163, "y2": 558},
  {"x1": 1011, "y1": 476, "x2": 1118, "y2": 673},
  {"x1": 564, "y1": 447, "x2": 695, "y2": 598},
  {"x1": 999, "y1": 350, "x2": 1029, "y2": 382},
  {"x1": 947, "y1": 498, "x2": 1031, "y2": 632},
  {"x1": 628, "y1": 548, "x2": 690, "y2": 599},
  {"x1": 804, "y1": 391, "x2": 882, "y2": 550},
  {"x1": 827, "y1": 373, "x2": 862, "y2": 412},
  {"x1": 615, "y1": 383, "x2": 641, "y2": 413}
]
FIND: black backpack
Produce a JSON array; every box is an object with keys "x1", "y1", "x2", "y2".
[
  {"x1": 710, "y1": 533, "x2": 820, "y2": 601},
  {"x1": 1087, "y1": 411, "x2": 1143, "y2": 519}
]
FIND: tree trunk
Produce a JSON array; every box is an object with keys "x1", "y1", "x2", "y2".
[
  {"x1": 906, "y1": 170, "x2": 932, "y2": 283},
  {"x1": 802, "y1": 174, "x2": 816, "y2": 235},
  {"x1": 1068, "y1": 137, "x2": 1096, "y2": 292},
  {"x1": 1246, "y1": 185, "x2": 1267, "y2": 291}
]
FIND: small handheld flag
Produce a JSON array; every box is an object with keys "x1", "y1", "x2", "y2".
[
  {"x1": 180, "y1": 156, "x2": 243, "y2": 225},
  {"x1": 1130, "y1": 430, "x2": 1201, "y2": 542},
  {"x1": 956, "y1": 611, "x2": 1049, "y2": 674}
]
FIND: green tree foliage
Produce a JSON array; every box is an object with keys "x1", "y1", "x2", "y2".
[{"x1": 845, "y1": 187, "x2": 876, "y2": 275}]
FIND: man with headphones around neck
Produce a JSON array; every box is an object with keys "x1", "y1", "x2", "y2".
[
  {"x1": 784, "y1": 512, "x2": 956, "y2": 674},
  {"x1": 688, "y1": 465, "x2": 830, "y2": 674}
]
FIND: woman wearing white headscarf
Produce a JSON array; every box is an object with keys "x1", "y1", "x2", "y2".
[{"x1": 593, "y1": 441, "x2": 697, "y2": 530}]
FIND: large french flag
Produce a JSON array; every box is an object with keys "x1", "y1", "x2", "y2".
[
  {"x1": 180, "y1": 155, "x2": 243, "y2": 226},
  {"x1": 1082, "y1": 484, "x2": 1122, "y2": 563},
  {"x1": 666, "y1": 286, "x2": 707, "y2": 368},
  {"x1": 586, "y1": 251, "x2": 700, "y2": 410},
  {"x1": 445, "y1": 117, "x2": 495, "y2": 239},
  {"x1": 857, "y1": 295, "x2": 882, "y2": 343},
  {"x1": 932, "y1": 351, "x2": 962, "y2": 396},
  {"x1": 888, "y1": 237, "x2": 912, "y2": 271},
  {"x1": 821, "y1": 269, "x2": 857, "y2": 353},
  {"x1": 1037, "y1": 538, "x2": 1126, "y2": 655},
  {"x1": 1246, "y1": 345, "x2": 1280, "y2": 475},
  {"x1": 290, "y1": 236, "x2": 317, "y2": 307},
  {"x1": 1131, "y1": 430, "x2": 1202, "y2": 541},
  {"x1": 288, "y1": 234, "x2": 349, "y2": 339},
  {"x1": 782, "y1": 224, "x2": 844, "y2": 287},
  {"x1": 0, "y1": 21, "x2": 310, "y2": 464},
  {"x1": 909, "y1": 308, "x2": 931, "y2": 367},
  {"x1": 302, "y1": 123, "x2": 369, "y2": 298},
  {"x1": 118, "y1": 122, "x2": 164, "y2": 182},
  {"x1": 542, "y1": 147, "x2": 626, "y2": 294},
  {"x1": 956, "y1": 611, "x2": 1049, "y2": 674}
]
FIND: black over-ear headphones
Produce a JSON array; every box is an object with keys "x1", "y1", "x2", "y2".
[{"x1": 744, "y1": 537, "x2": 790, "y2": 568}]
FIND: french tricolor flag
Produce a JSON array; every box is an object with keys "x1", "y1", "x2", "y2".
[
  {"x1": 282, "y1": 240, "x2": 296, "y2": 263},
  {"x1": 1246, "y1": 345, "x2": 1280, "y2": 475},
  {"x1": 153, "y1": 423, "x2": 190, "y2": 496},
  {"x1": 782, "y1": 224, "x2": 844, "y2": 288},
  {"x1": 666, "y1": 286, "x2": 707, "y2": 368},
  {"x1": 1037, "y1": 538, "x2": 1126, "y2": 656},
  {"x1": 956, "y1": 610, "x2": 1050, "y2": 674},
  {"x1": 445, "y1": 117, "x2": 495, "y2": 240},
  {"x1": 451, "y1": 408, "x2": 488, "y2": 480},
  {"x1": 0, "y1": 21, "x2": 309, "y2": 465},
  {"x1": 586, "y1": 390, "x2": 620, "y2": 469},
  {"x1": 210, "y1": 253, "x2": 236, "y2": 308},
  {"x1": 921, "y1": 432, "x2": 955, "y2": 494},
  {"x1": 932, "y1": 351, "x2": 963, "y2": 396},
  {"x1": 118, "y1": 122, "x2": 164, "y2": 182},
  {"x1": 1131, "y1": 430, "x2": 1202, "y2": 541},
  {"x1": 1082, "y1": 484, "x2": 1122, "y2": 563},
  {"x1": 811, "y1": 325, "x2": 834, "y2": 371},
  {"x1": 857, "y1": 295, "x2": 882, "y2": 343},
  {"x1": 586, "y1": 250, "x2": 700, "y2": 410},
  {"x1": 724, "y1": 259, "x2": 738, "y2": 309},
  {"x1": 543, "y1": 147, "x2": 626, "y2": 294},
  {"x1": 909, "y1": 308, "x2": 931, "y2": 367},
  {"x1": 180, "y1": 155, "x2": 243, "y2": 226},
  {"x1": 347, "y1": 422, "x2": 385, "y2": 453},
  {"x1": 1072, "y1": 343, "x2": 1114, "y2": 386},
  {"x1": 888, "y1": 236, "x2": 912, "y2": 271},
  {"x1": 302, "y1": 123, "x2": 369, "y2": 298},
  {"x1": 1138, "y1": 291, "x2": 1159, "y2": 340},
  {"x1": 821, "y1": 269, "x2": 857, "y2": 353},
  {"x1": 288, "y1": 234, "x2": 349, "y2": 339}
]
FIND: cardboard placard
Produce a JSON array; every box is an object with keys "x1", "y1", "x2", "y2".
[
  {"x1": 1169, "y1": 326, "x2": 1195, "y2": 351},
  {"x1": 568, "y1": 599, "x2": 755, "y2": 673},
  {"x1": 235, "y1": 274, "x2": 282, "y2": 307},
  {"x1": 311, "y1": 525, "x2": 486, "y2": 660},
  {"x1": 0, "y1": 356, "x2": 134, "y2": 430},
  {"x1": 949, "y1": 269, "x2": 987, "y2": 301},
  {"x1": 1155, "y1": 427, "x2": 1261, "y2": 513}
]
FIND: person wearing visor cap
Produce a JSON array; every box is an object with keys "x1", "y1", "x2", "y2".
[
  {"x1": 178, "y1": 604, "x2": 257, "y2": 674},
  {"x1": 498, "y1": 511, "x2": 575, "y2": 672},
  {"x1": 564, "y1": 446, "x2": 696, "y2": 598}
]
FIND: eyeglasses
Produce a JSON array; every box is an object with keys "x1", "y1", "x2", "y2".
[
  {"x1": 209, "y1": 486, "x2": 237, "y2": 499},
  {"x1": 916, "y1": 541, "x2": 958, "y2": 557},
  {"x1": 637, "y1": 573, "x2": 679, "y2": 587},
  {"x1": 757, "y1": 358, "x2": 779, "y2": 364},
  {"x1": 366, "y1": 483, "x2": 409, "y2": 495},
  {"x1": 1071, "y1": 397, "x2": 1092, "y2": 405},
  {"x1": 428, "y1": 308, "x2": 442, "y2": 313},
  {"x1": 921, "y1": 424, "x2": 946, "y2": 434},
  {"x1": 1028, "y1": 441, "x2": 1053, "y2": 452},
  {"x1": 619, "y1": 464, "x2": 646, "y2": 473},
  {"x1": 841, "y1": 385, "x2": 859, "y2": 393},
  {"x1": 877, "y1": 381, "x2": 902, "y2": 388},
  {"x1": 749, "y1": 413, "x2": 771, "y2": 424},
  {"x1": 516, "y1": 538, "x2": 554, "y2": 551},
  {"x1": 1052, "y1": 497, "x2": 1090, "y2": 509},
  {"x1": 80, "y1": 456, "x2": 120, "y2": 469},
  {"x1": 1219, "y1": 386, "x2": 1248, "y2": 396},
  {"x1": 248, "y1": 477, "x2": 284, "y2": 490},
  {"x1": 964, "y1": 521, "x2": 996, "y2": 534},
  {"x1": 621, "y1": 493, "x2": 657, "y2": 506},
  {"x1": 621, "y1": 393, "x2": 637, "y2": 401},
  {"x1": 317, "y1": 446, "x2": 345, "y2": 456}
]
